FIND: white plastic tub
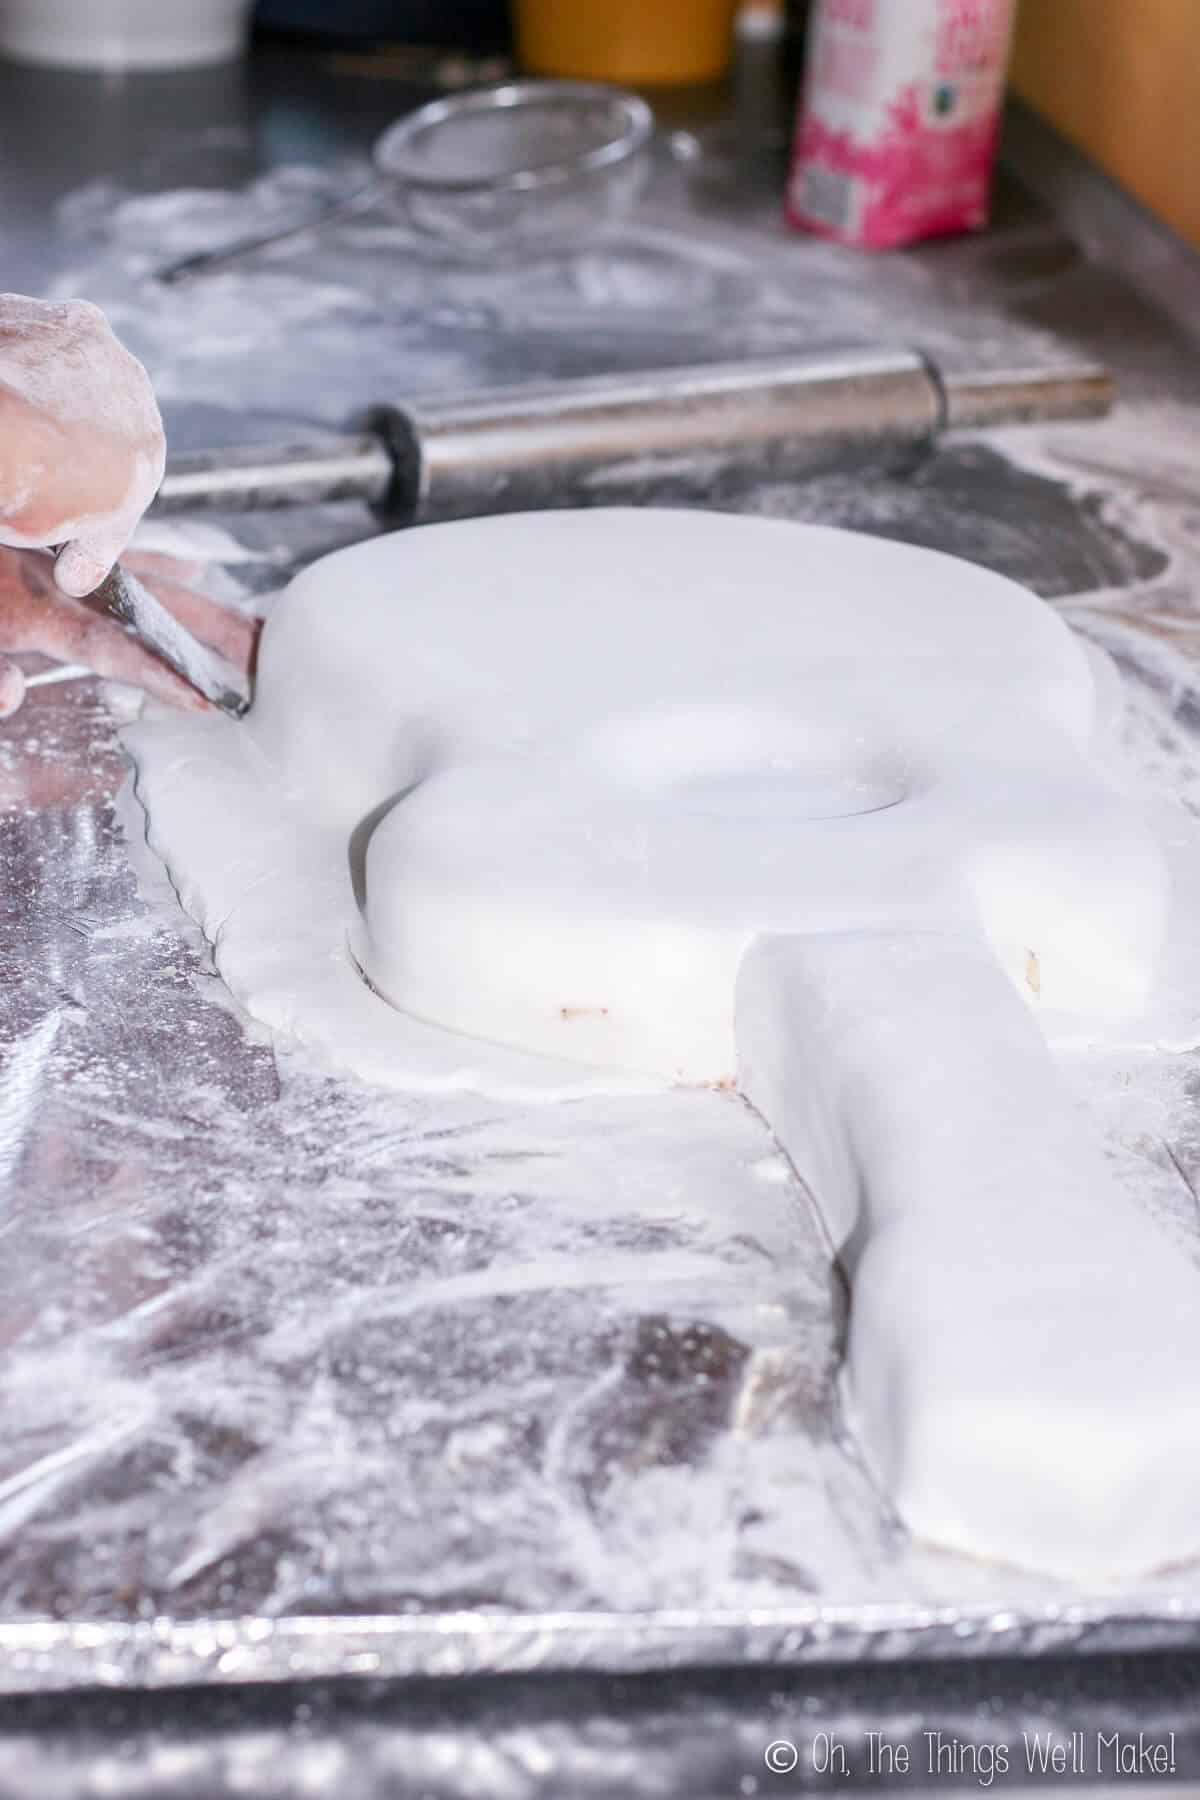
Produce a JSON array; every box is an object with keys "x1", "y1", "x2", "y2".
[{"x1": 0, "y1": 0, "x2": 254, "y2": 69}]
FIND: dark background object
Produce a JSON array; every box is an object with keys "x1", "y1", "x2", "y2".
[
  {"x1": 254, "y1": 0, "x2": 511, "y2": 53},
  {"x1": 784, "y1": 0, "x2": 812, "y2": 82}
]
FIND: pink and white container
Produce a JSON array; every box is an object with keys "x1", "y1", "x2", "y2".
[{"x1": 787, "y1": 0, "x2": 1018, "y2": 250}]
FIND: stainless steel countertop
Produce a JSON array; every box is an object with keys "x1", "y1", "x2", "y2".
[{"x1": 4, "y1": 34, "x2": 1200, "y2": 1795}]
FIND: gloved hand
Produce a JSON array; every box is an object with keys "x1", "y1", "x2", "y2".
[
  {"x1": 0, "y1": 291, "x2": 239, "y2": 712},
  {"x1": 0, "y1": 294, "x2": 165, "y2": 587}
]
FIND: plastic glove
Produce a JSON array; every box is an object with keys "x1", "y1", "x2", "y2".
[
  {"x1": 0, "y1": 294, "x2": 165, "y2": 592},
  {"x1": 0, "y1": 293, "x2": 173, "y2": 715}
]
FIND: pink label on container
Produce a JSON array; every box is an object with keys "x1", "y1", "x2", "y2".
[{"x1": 788, "y1": 0, "x2": 1017, "y2": 249}]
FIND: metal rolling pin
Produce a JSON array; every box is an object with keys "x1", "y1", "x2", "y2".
[{"x1": 153, "y1": 348, "x2": 1113, "y2": 525}]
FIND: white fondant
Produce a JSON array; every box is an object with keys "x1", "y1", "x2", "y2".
[
  {"x1": 738, "y1": 932, "x2": 1200, "y2": 1579},
  {"x1": 128, "y1": 508, "x2": 1200, "y2": 1581}
]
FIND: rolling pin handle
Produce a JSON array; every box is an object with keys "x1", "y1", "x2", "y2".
[{"x1": 153, "y1": 435, "x2": 398, "y2": 517}]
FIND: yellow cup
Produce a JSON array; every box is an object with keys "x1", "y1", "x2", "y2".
[{"x1": 516, "y1": 0, "x2": 737, "y2": 87}]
